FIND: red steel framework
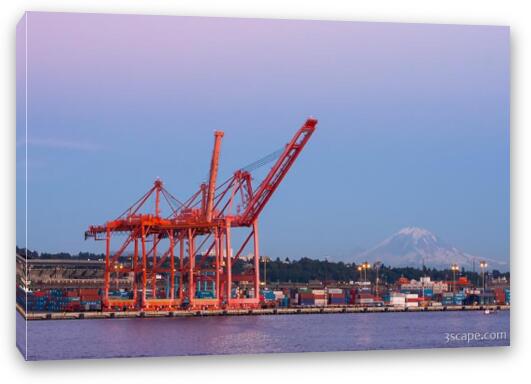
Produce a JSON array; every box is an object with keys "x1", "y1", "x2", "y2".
[{"x1": 85, "y1": 118, "x2": 317, "y2": 311}]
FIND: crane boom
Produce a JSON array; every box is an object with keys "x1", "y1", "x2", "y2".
[
  {"x1": 236, "y1": 118, "x2": 317, "y2": 226},
  {"x1": 205, "y1": 131, "x2": 224, "y2": 222}
]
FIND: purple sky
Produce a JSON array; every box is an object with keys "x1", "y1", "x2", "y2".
[{"x1": 17, "y1": 12, "x2": 509, "y2": 264}]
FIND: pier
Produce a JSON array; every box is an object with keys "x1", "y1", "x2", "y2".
[{"x1": 17, "y1": 303, "x2": 510, "y2": 321}]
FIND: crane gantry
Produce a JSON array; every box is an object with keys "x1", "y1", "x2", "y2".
[{"x1": 85, "y1": 118, "x2": 317, "y2": 311}]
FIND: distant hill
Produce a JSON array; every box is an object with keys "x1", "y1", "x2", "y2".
[{"x1": 355, "y1": 227, "x2": 507, "y2": 271}]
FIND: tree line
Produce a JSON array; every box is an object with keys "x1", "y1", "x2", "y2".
[
  {"x1": 261, "y1": 257, "x2": 509, "y2": 284},
  {"x1": 16, "y1": 247, "x2": 509, "y2": 284}
]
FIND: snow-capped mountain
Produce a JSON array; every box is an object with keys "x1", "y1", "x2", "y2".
[{"x1": 355, "y1": 227, "x2": 507, "y2": 271}]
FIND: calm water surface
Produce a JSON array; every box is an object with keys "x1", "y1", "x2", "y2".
[{"x1": 17, "y1": 310, "x2": 509, "y2": 360}]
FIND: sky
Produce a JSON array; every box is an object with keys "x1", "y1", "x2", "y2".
[{"x1": 16, "y1": 12, "x2": 509, "y2": 263}]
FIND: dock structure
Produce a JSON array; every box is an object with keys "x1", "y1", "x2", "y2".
[{"x1": 17, "y1": 303, "x2": 510, "y2": 321}]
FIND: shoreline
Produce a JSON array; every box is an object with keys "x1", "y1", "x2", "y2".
[{"x1": 16, "y1": 303, "x2": 510, "y2": 321}]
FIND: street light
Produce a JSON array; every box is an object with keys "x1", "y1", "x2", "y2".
[
  {"x1": 357, "y1": 265, "x2": 363, "y2": 282},
  {"x1": 451, "y1": 263, "x2": 459, "y2": 293},
  {"x1": 361, "y1": 261, "x2": 371, "y2": 282},
  {"x1": 261, "y1": 256, "x2": 269, "y2": 287},
  {"x1": 479, "y1": 261, "x2": 488, "y2": 291},
  {"x1": 373, "y1": 261, "x2": 382, "y2": 296}
]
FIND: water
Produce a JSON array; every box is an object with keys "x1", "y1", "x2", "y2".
[{"x1": 16, "y1": 310, "x2": 510, "y2": 361}]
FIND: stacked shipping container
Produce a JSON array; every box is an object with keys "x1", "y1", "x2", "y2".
[{"x1": 17, "y1": 287, "x2": 101, "y2": 312}]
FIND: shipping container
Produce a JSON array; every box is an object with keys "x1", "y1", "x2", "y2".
[
  {"x1": 493, "y1": 288, "x2": 506, "y2": 304},
  {"x1": 314, "y1": 299, "x2": 327, "y2": 307},
  {"x1": 79, "y1": 288, "x2": 99, "y2": 296},
  {"x1": 260, "y1": 290, "x2": 276, "y2": 301},
  {"x1": 329, "y1": 297, "x2": 346, "y2": 305},
  {"x1": 279, "y1": 297, "x2": 289, "y2": 307}
]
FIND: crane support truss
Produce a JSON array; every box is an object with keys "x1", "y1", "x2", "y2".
[{"x1": 85, "y1": 118, "x2": 317, "y2": 311}]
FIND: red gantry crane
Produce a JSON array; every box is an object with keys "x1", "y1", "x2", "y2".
[{"x1": 85, "y1": 118, "x2": 317, "y2": 311}]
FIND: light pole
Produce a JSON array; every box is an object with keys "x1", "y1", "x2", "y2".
[
  {"x1": 451, "y1": 263, "x2": 459, "y2": 293},
  {"x1": 357, "y1": 265, "x2": 363, "y2": 283},
  {"x1": 480, "y1": 261, "x2": 488, "y2": 291},
  {"x1": 374, "y1": 261, "x2": 382, "y2": 296},
  {"x1": 362, "y1": 261, "x2": 371, "y2": 283},
  {"x1": 113, "y1": 263, "x2": 119, "y2": 291},
  {"x1": 261, "y1": 256, "x2": 268, "y2": 288}
]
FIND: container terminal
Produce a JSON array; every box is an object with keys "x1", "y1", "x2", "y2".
[
  {"x1": 15, "y1": 118, "x2": 509, "y2": 319},
  {"x1": 16, "y1": 252, "x2": 509, "y2": 320}
]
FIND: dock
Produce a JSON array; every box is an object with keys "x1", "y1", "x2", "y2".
[{"x1": 16, "y1": 303, "x2": 510, "y2": 321}]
